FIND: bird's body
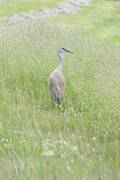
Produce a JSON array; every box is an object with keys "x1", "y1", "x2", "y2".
[
  {"x1": 48, "y1": 48, "x2": 73, "y2": 104},
  {"x1": 48, "y1": 68, "x2": 65, "y2": 103}
]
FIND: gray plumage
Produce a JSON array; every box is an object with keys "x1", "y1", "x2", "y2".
[{"x1": 48, "y1": 48, "x2": 73, "y2": 104}]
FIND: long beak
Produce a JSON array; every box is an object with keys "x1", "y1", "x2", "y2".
[{"x1": 63, "y1": 48, "x2": 74, "y2": 54}]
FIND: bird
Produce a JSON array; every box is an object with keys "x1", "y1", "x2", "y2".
[{"x1": 48, "y1": 48, "x2": 73, "y2": 104}]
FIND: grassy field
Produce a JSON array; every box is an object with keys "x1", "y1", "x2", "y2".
[
  {"x1": 0, "y1": 0, "x2": 120, "y2": 179},
  {"x1": 0, "y1": 0, "x2": 64, "y2": 18}
]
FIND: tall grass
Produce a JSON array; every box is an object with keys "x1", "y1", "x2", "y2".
[
  {"x1": 0, "y1": 1, "x2": 120, "y2": 179},
  {"x1": 0, "y1": 21, "x2": 120, "y2": 179}
]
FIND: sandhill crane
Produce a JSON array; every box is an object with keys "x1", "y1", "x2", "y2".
[{"x1": 48, "y1": 48, "x2": 73, "y2": 104}]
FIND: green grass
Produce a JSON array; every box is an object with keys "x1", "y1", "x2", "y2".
[
  {"x1": 0, "y1": 0, "x2": 64, "y2": 18},
  {"x1": 0, "y1": 0, "x2": 120, "y2": 179},
  {"x1": 44, "y1": 0, "x2": 120, "y2": 44}
]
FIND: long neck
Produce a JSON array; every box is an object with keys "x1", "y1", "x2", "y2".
[{"x1": 57, "y1": 52, "x2": 63, "y2": 71}]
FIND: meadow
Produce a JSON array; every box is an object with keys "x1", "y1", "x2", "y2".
[
  {"x1": 0, "y1": 0, "x2": 64, "y2": 18},
  {"x1": 0, "y1": 0, "x2": 120, "y2": 179}
]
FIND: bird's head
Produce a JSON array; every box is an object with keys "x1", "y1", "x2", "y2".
[
  {"x1": 58, "y1": 48, "x2": 73, "y2": 54},
  {"x1": 57, "y1": 48, "x2": 73, "y2": 68}
]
